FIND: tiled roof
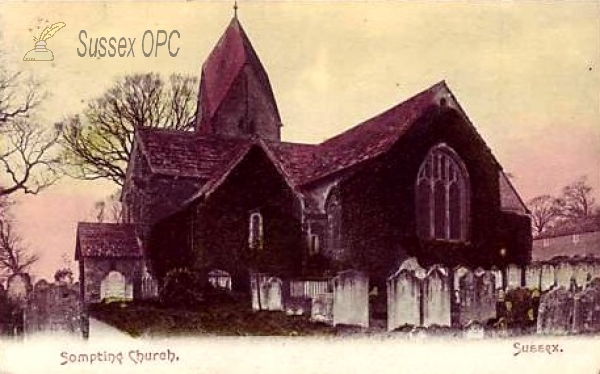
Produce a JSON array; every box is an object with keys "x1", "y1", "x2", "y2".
[
  {"x1": 499, "y1": 171, "x2": 529, "y2": 215},
  {"x1": 136, "y1": 127, "x2": 252, "y2": 180},
  {"x1": 76, "y1": 223, "x2": 142, "y2": 259},
  {"x1": 535, "y1": 215, "x2": 600, "y2": 239},
  {"x1": 199, "y1": 17, "x2": 280, "y2": 126},
  {"x1": 265, "y1": 82, "x2": 445, "y2": 187}
]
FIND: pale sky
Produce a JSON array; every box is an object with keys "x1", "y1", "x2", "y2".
[{"x1": 0, "y1": 1, "x2": 598, "y2": 281}]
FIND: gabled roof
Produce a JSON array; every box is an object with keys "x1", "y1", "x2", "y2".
[
  {"x1": 198, "y1": 17, "x2": 280, "y2": 126},
  {"x1": 499, "y1": 171, "x2": 529, "y2": 215},
  {"x1": 136, "y1": 127, "x2": 251, "y2": 180},
  {"x1": 76, "y1": 223, "x2": 142, "y2": 259}
]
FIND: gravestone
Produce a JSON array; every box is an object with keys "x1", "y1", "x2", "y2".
[
  {"x1": 458, "y1": 269, "x2": 496, "y2": 326},
  {"x1": 387, "y1": 269, "x2": 421, "y2": 331},
  {"x1": 100, "y1": 271, "x2": 132, "y2": 300},
  {"x1": 7, "y1": 273, "x2": 32, "y2": 305},
  {"x1": 311, "y1": 293, "x2": 334, "y2": 324},
  {"x1": 265, "y1": 277, "x2": 283, "y2": 311},
  {"x1": 573, "y1": 262, "x2": 592, "y2": 289},
  {"x1": 422, "y1": 267, "x2": 451, "y2": 327},
  {"x1": 540, "y1": 264, "x2": 555, "y2": 291},
  {"x1": 506, "y1": 264, "x2": 522, "y2": 289},
  {"x1": 333, "y1": 270, "x2": 369, "y2": 328},
  {"x1": 208, "y1": 269, "x2": 232, "y2": 290},
  {"x1": 491, "y1": 267, "x2": 503, "y2": 290},
  {"x1": 571, "y1": 286, "x2": 599, "y2": 334},
  {"x1": 251, "y1": 273, "x2": 269, "y2": 311},
  {"x1": 463, "y1": 320, "x2": 485, "y2": 339},
  {"x1": 537, "y1": 287, "x2": 574, "y2": 335},
  {"x1": 555, "y1": 262, "x2": 574, "y2": 289},
  {"x1": 453, "y1": 266, "x2": 471, "y2": 299},
  {"x1": 398, "y1": 257, "x2": 427, "y2": 279},
  {"x1": 525, "y1": 264, "x2": 541, "y2": 290}
]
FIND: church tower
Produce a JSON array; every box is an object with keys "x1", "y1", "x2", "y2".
[{"x1": 195, "y1": 13, "x2": 282, "y2": 142}]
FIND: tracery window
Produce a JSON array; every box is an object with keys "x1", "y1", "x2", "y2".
[{"x1": 416, "y1": 144, "x2": 469, "y2": 241}]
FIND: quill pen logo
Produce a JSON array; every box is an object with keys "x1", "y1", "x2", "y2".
[{"x1": 23, "y1": 22, "x2": 66, "y2": 61}]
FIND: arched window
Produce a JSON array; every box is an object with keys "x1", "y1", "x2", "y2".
[
  {"x1": 326, "y1": 189, "x2": 342, "y2": 260},
  {"x1": 416, "y1": 144, "x2": 469, "y2": 241},
  {"x1": 249, "y1": 211, "x2": 263, "y2": 250}
]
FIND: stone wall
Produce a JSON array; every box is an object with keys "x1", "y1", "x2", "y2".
[{"x1": 80, "y1": 257, "x2": 143, "y2": 303}]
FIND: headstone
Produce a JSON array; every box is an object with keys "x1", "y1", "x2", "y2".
[
  {"x1": 537, "y1": 287, "x2": 574, "y2": 335},
  {"x1": 7, "y1": 273, "x2": 32, "y2": 304},
  {"x1": 463, "y1": 320, "x2": 485, "y2": 339},
  {"x1": 453, "y1": 266, "x2": 471, "y2": 298},
  {"x1": 265, "y1": 277, "x2": 283, "y2": 311},
  {"x1": 333, "y1": 270, "x2": 369, "y2": 328},
  {"x1": 491, "y1": 267, "x2": 503, "y2": 290},
  {"x1": 251, "y1": 273, "x2": 269, "y2": 311},
  {"x1": 555, "y1": 261, "x2": 574, "y2": 289},
  {"x1": 208, "y1": 269, "x2": 232, "y2": 290},
  {"x1": 506, "y1": 264, "x2": 522, "y2": 289},
  {"x1": 387, "y1": 269, "x2": 421, "y2": 331},
  {"x1": 422, "y1": 267, "x2": 451, "y2": 327},
  {"x1": 540, "y1": 264, "x2": 555, "y2": 291},
  {"x1": 458, "y1": 269, "x2": 496, "y2": 326},
  {"x1": 100, "y1": 271, "x2": 132, "y2": 300},
  {"x1": 398, "y1": 257, "x2": 427, "y2": 279},
  {"x1": 573, "y1": 262, "x2": 592, "y2": 290},
  {"x1": 311, "y1": 293, "x2": 334, "y2": 324},
  {"x1": 525, "y1": 264, "x2": 541, "y2": 290},
  {"x1": 572, "y1": 286, "x2": 599, "y2": 334}
]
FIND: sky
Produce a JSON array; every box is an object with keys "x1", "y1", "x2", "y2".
[{"x1": 0, "y1": 1, "x2": 598, "y2": 281}]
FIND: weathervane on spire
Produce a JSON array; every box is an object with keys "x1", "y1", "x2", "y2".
[{"x1": 233, "y1": 0, "x2": 238, "y2": 18}]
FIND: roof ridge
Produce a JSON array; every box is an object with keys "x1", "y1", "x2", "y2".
[{"x1": 320, "y1": 81, "x2": 445, "y2": 146}]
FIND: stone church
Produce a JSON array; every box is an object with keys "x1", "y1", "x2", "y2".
[{"x1": 75, "y1": 14, "x2": 531, "y2": 303}]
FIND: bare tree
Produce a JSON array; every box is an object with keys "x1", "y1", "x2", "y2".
[
  {"x1": 0, "y1": 119, "x2": 61, "y2": 197},
  {"x1": 0, "y1": 215, "x2": 38, "y2": 278},
  {"x1": 0, "y1": 70, "x2": 41, "y2": 127},
  {"x1": 527, "y1": 195, "x2": 560, "y2": 237},
  {"x1": 94, "y1": 191, "x2": 123, "y2": 223},
  {"x1": 556, "y1": 176, "x2": 596, "y2": 219},
  {"x1": 60, "y1": 72, "x2": 198, "y2": 186}
]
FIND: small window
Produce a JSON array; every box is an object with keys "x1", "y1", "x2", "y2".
[
  {"x1": 249, "y1": 211, "x2": 263, "y2": 250},
  {"x1": 310, "y1": 234, "x2": 320, "y2": 255},
  {"x1": 572, "y1": 234, "x2": 580, "y2": 244}
]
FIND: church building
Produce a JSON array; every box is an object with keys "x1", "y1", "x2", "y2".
[{"x1": 75, "y1": 13, "x2": 531, "y2": 303}]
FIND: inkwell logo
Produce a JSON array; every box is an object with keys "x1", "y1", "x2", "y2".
[{"x1": 23, "y1": 22, "x2": 66, "y2": 61}]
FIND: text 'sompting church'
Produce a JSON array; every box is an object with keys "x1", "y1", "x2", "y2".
[{"x1": 75, "y1": 13, "x2": 531, "y2": 303}]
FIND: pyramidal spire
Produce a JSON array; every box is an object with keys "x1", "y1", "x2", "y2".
[{"x1": 195, "y1": 13, "x2": 282, "y2": 142}]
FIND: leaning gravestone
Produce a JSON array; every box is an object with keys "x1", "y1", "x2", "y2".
[{"x1": 333, "y1": 270, "x2": 369, "y2": 328}]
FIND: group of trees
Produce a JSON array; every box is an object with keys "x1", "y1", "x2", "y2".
[{"x1": 527, "y1": 176, "x2": 597, "y2": 237}]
